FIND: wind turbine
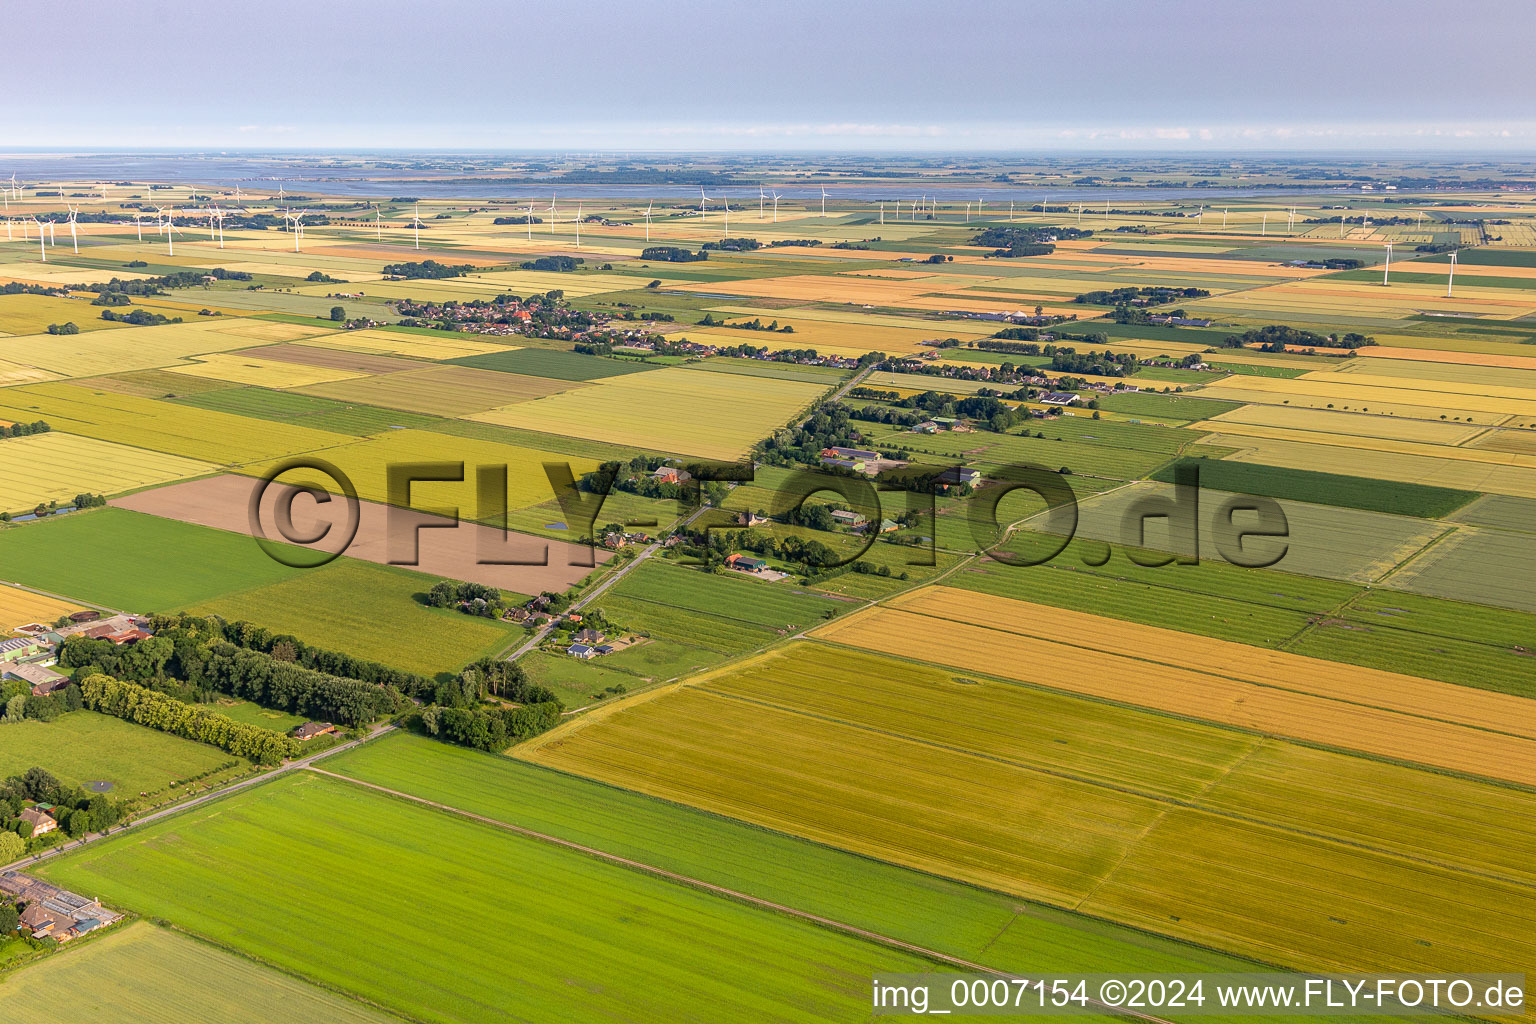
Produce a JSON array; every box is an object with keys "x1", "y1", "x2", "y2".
[
  {"x1": 206, "y1": 205, "x2": 218, "y2": 241},
  {"x1": 1223, "y1": 208, "x2": 1228, "y2": 228},
  {"x1": 1382, "y1": 243, "x2": 1393, "y2": 286},
  {"x1": 292, "y1": 210, "x2": 306, "y2": 252},
  {"x1": 1008, "y1": 200, "x2": 1014, "y2": 222},
  {"x1": 1446, "y1": 250, "x2": 1458, "y2": 297},
  {"x1": 879, "y1": 202, "x2": 884, "y2": 226},
  {"x1": 164, "y1": 211, "x2": 180, "y2": 256},
  {"x1": 1197, "y1": 205, "x2": 1204, "y2": 227},
  {"x1": 1262, "y1": 212, "x2": 1268, "y2": 236},
  {"x1": 413, "y1": 203, "x2": 424, "y2": 249},
  {"x1": 213, "y1": 205, "x2": 226, "y2": 248},
  {"x1": 374, "y1": 203, "x2": 382, "y2": 241},
  {"x1": 548, "y1": 193, "x2": 557, "y2": 235},
  {"x1": 133, "y1": 212, "x2": 141, "y2": 241},
  {"x1": 643, "y1": 200, "x2": 652, "y2": 242},
  {"x1": 721, "y1": 192, "x2": 729, "y2": 236},
  {"x1": 976, "y1": 197, "x2": 984, "y2": 219},
  {"x1": 66, "y1": 204, "x2": 79, "y2": 254},
  {"x1": 1104, "y1": 200, "x2": 1110, "y2": 220},
  {"x1": 964, "y1": 201, "x2": 972, "y2": 222},
  {"x1": 33, "y1": 217, "x2": 46, "y2": 261},
  {"x1": 820, "y1": 186, "x2": 828, "y2": 218},
  {"x1": 699, "y1": 186, "x2": 710, "y2": 222},
  {"x1": 526, "y1": 201, "x2": 535, "y2": 241},
  {"x1": 759, "y1": 187, "x2": 766, "y2": 220},
  {"x1": 771, "y1": 191, "x2": 781, "y2": 223},
  {"x1": 574, "y1": 202, "x2": 582, "y2": 248},
  {"x1": 1077, "y1": 202, "x2": 1083, "y2": 226}
]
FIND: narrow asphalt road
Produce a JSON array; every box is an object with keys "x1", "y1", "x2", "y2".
[{"x1": 0, "y1": 723, "x2": 396, "y2": 874}]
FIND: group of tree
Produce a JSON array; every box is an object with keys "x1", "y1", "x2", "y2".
[
  {"x1": 425, "y1": 580, "x2": 506, "y2": 618},
  {"x1": 82, "y1": 267, "x2": 252, "y2": 301},
  {"x1": 45, "y1": 322, "x2": 80, "y2": 335},
  {"x1": 1220, "y1": 325, "x2": 1376, "y2": 351},
  {"x1": 1074, "y1": 285, "x2": 1210, "y2": 306},
  {"x1": 520, "y1": 255, "x2": 581, "y2": 272},
  {"x1": 639, "y1": 246, "x2": 708, "y2": 262},
  {"x1": 971, "y1": 225, "x2": 1092, "y2": 258},
  {"x1": 77, "y1": 674, "x2": 297, "y2": 766},
  {"x1": 0, "y1": 420, "x2": 49, "y2": 440},
  {"x1": 697, "y1": 312, "x2": 795, "y2": 333},
  {"x1": 100, "y1": 308, "x2": 182, "y2": 326},
  {"x1": 382, "y1": 259, "x2": 475, "y2": 279},
  {"x1": 2, "y1": 676, "x2": 83, "y2": 727},
  {"x1": 701, "y1": 237, "x2": 760, "y2": 251},
  {"x1": 492, "y1": 214, "x2": 542, "y2": 224}
]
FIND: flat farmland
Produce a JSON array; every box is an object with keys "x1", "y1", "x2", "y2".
[
  {"x1": 116, "y1": 473, "x2": 607, "y2": 599},
  {"x1": 0, "y1": 318, "x2": 293, "y2": 377},
  {"x1": 446, "y1": 346, "x2": 657, "y2": 380},
  {"x1": 40, "y1": 772, "x2": 938, "y2": 1024},
  {"x1": 1202, "y1": 430, "x2": 1536, "y2": 498},
  {"x1": 238, "y1": 427, "x2": 599, "y2": 511},
  {"x1": 1148, "y1": 456, "x2": 1477, "y2": 518},
  {"x1": 809, "y1": 586, "x2": 1536, "y2": 785},
  {"x1": 0, "y1": 922, "x2": 397, "y2": 1024},
  {"x1": 1198, "y1": 370, "x2": 1536, "y2": 418},
  {"x1": 0, "y1": 293, "x2": 125, "y2": 335},
  {"x1": 470, "y1": 365, "x2": 827, "y2": 460},
  {"x1": 0, "y1": 581, "x2": 82, "y2": 628},
  {"x1": 523, "y1": 643, "x2": 1536, "y2": 977},
  {"x1": 1048, "y1": 480, "x2": 1444, "y2": 582},
  {"x1": 182, "y1": 558, "x2": 521, "y2": 677},
  {"x1": 302, "y1": 327, "x2": 518, "y2": 361},
  {"x1": 871, "y1": 416, "x2": 1196, "y2": 480},
  {"x1": 0, "y1": 711, "x2": 240, "y2": 795},
  {"x1": 0, "y1": 382, "x2": 354, "y2": 464},
  {"x1": 165, "y1": 351, "x2": 367, "y2": 388},
  {"x1": 298, "y1": 363, "x2": 586, "y2": 415},
  {"x1": 1196, "y1": 403, "x2": 1489, "y2": 445},
  {"x1": 243, "y1": 341, "x2": 431, "y2": 374},
  {"x1": 0, "y1": 508, "x2": 301, "y2": 611},
  {"x1": 1386, "y1": 525, "x2": 1536, "y2": 612},
  {"x1": 326, "y1": 730, "x2": 1264, "y2": 980},
  {"x1": 0, "y1": 355, "x2": 60, "y2": 386},
  {"x1": 0, "y1": 431, "x2": 215, "y2": 514}
]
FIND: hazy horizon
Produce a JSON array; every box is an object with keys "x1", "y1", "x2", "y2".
[{"x1": 9, "y1": 0, "x2": 1535, "y2": 153}]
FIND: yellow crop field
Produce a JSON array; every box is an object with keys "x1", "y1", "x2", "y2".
[
  {"x1": 470, "y1": 365, "x2": 827, "y2": 460},
  {"x1": 0, "y1": 294, "x2": 127, "y2": 335},
  {"x1": 1208, "y1": 370, "x2": 1536, "y2": 416},
  {"x1": 1358, "y1": 346, "x2": 1536, "y2": 370},
  {"x1": 0, "y1": 582, "x2": 83, "y2": 630},
  {"x1": 523, "y1": 641, "x2": 1536, "y2": 978},
  {"x1": 0, "y1": 382, "x2": 353, "y2": 464},
  {"x1": 0, "y1": 431, "x2": 215, "y2": 512},
  {"x1": 467, "y1": 270, "x2": 674, "y2": 296},
  {"x1": 0, "y1": 357, "x2": 61, "y2": 386},
  {"x1": 209, "y1": 321, "x2": 339, "y2": 344},
  {"x1": 1197, "y1": 404, "x2": 1487, "y2": 444},
  {"x1": 239, "y1": 428, "x2": 599, "y2": 511},
  {"x1": 676, "y1": 271, "x2": 992, "y2": 307},
  {"x1": 1, "y1": 318, "x2": 292, "y2": 378},
  {"x1": 706, "y1": 305, "x2": 995, "y2": 335},
  {"x1": 299, "y1": 365, "x2": 584, "y2": 416},
  {"x1": 1203, "y1": 430, "x2": 1536, "y2": 498},
  {"x1": 1469, "y1": 429, "x2": 1536, "y2": 456},
  {"x1": 165, "y1": 352, "x2": 367, "y2": 388},
  {"x1": 810, "y1": 586, "x2": 1536, "y2": 785},
  {"x1": 303, "y1": 328, "x2": 518, "y2": 361}
]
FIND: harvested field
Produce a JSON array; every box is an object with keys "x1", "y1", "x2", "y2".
[
  {"x1": 809, "y1": 586, "x2": 1536, "y2": 785},
  {"x1": 1386, "y1": 525, "x2": 1536, "y2": 613},
  {"x1": 302, "y1": 327, "x2": 518, "y2": 361},
  {"x1": 243, "y1": 342, "x2": 432, "y2": 375},
  {"x1": 1197, "y1": 403, "x2": 1488, "y2": 445},
  {"x1": 113, "y1": 474, "x2": 607, "y2": 595},
  {"x1": 446, "y1": 347, "x2": 657, "y2": 380},
  {"x1": 0, "y1": 318, "x2": 291, "y2": 377}
]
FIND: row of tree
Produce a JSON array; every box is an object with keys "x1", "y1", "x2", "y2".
[{"x1": 78, "y1": 675, "x2": 298, "y2": 765}]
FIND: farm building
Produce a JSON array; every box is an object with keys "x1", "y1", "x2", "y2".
[
  {"x1": 1039, "y1": 392, "x2": 1081, "y2": 406},
  {"x1": 823, "y1": 446, "x2": 879, "y2": 462},
  {"x1": 2, "y1": 662, "x2": 68, "y2": 695},
  {"x1": 724, "y1": 554, "x2": 768, "y2": 573},
  {"x1": 292, "y1": 723, "x2": 338, "y2": 741},
  {"x1": 830, "y1": 510, "x2": 867, "y2": 528},
  {"x1": 568, "y1": 643, "x2": 597, "y2": 660},
  {"x1": 0, "y1": 637, "x2": 40, "y2": 663},
  {"x1": 1, "y1": 873, "x2": 121, "y2": 941},
  {"x1": 651, "y1": 465, "x2": 692, "y2": 485},
  {"x1": 935, "y1": 467, "x2": 982, "y2": 488}
]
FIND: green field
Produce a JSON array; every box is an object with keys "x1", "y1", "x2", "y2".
[
  {"x1": 1097, "y1": 391, "x2": 1243, "y2": 421},
  {"x1": 184, "y1": 558, "x2": 521, "y2": 678},
  {"x1": 1151, "y1": 456, "x2": 1479, "y2": 518},
  {"x1": 172, "y1": 385, "x2": 446, "y2": 435},
  {"x1": 0, "y1": 711, "x2": 240, "y2": 796},
  {"x1": 321, "y1": 731, "x2": 1264, "y2": 979},
  {"x1": 0, "y1": 922, "x2": 397, "y2": 1024},
  {"x1": 200, "y1": 697, "x2": 309, "y2": 733},
  {"x1": 40, "y1": 771, "x2": 939, "y2": 1024},
  {"x1": 1385, "y1": 525, "x2": 1536, "y2": 613},
  {"x1": 596, "y1": 560, "x2": 847, "y2": 653},
  {"x1": 866, "y1": 416, "x2": 1197, "y2": 480},
  {"x1": 0, "y1": 508, "x2": 300, "y2": 611}
]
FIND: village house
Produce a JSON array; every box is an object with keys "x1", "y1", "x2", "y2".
[
  {"x1": 736, "y1": 511, "x2": 768, "y2": 527},
  {"x1": 568, "y1": 643, "x2": 597, "y2": 660},
  {"x1": 19, "y1": 807, "x2": 57, "y2": 836},
  {"x1": 292, "y1": 723, "x2": 338, "y2": 741},
  {"x1": 651, "y1": 465, "x2": 692, "y2": 485}
]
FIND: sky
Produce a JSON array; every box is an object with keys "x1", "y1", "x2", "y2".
[{"x1": 8, "y1": 0, "x2": 1536, "y2": 152}]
